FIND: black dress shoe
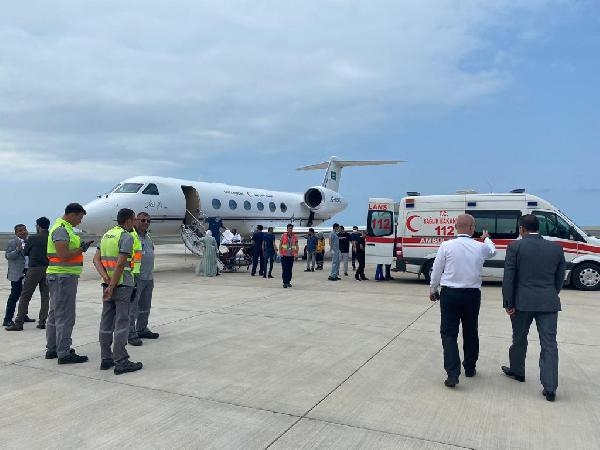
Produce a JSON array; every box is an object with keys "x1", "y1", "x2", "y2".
[
  {"x1": 46, "y1": 348, "x2": 75, "y2": 359},
  {"x1": 100, "y1": 359, "x2": 115, "y2": 370},
  {"x1": 114, "y1": 360, "x2": 143, "y2": 375},
  {"x1": 138, "y1": 330, "x2": 159, "y2": 339},
  {"x1": 283, "y1": 284, "x2": 288, "y2": 288},
  {"x1": 5, "y1": 323, "x2": 23, "y2": 331},
  {"x1": 3, "y1": 320, "x2": 15, "y2": 327},
  {"x1": 501, "y1": 365, "x2": 525, "y2": 382},
  {"x1": 444, "y1": 377, "x2": 459, "y2": 388},
  {"x1": 58, "y1": 352, "x2": 89, "y2": 364},
  {"x1": 128, "y1": 337, "x2": 143, "y2": 346},
  {"x1": 36, "y1": 323, "x2": 46, "y2": 329},
  {"x1": 542, "y1": 390, "x2": 556, "y2": 402},
  {"x1": 361, "y1": 277, "x2": 369, "y2": 280},
  {"x1": 23, "y1": 316, "x2": 35, "y2": 323},
  {"x1": 268, "y1": 275, "x2": 274, "y2": 278},
  {"x1": 465, "y1": 368, "x2": 477, "y2": 378}
]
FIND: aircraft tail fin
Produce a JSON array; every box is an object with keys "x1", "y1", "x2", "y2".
[{"x1": 296, "y1": 156, "x2": 403, "y2": 192}]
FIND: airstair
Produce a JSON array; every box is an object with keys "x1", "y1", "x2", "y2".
[{"x1": 180, "y1": 209, "x2": 206, "y2": 256}]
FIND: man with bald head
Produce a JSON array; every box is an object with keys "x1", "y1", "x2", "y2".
[{"x1": 429, "y1": 214, "x2": 496, "y2": 388}]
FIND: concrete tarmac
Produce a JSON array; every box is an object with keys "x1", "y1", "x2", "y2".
[{"x1": 1, "y1": 245, "x2": 599, "y2": 449}]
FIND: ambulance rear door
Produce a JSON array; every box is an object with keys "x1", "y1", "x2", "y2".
[{"x1": 366, "y1": 198, "x2": 395, "y2": 265}]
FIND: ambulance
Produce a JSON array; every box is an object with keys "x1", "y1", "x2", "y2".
[{"x1": 365, "y1": 191, "x2": 600, "y2": 291}]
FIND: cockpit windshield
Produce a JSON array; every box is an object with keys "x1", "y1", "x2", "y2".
[
  {"x1": 113, "y1": 183, "x2": 143, "y2": 194},
  {"x1": 142, "y1": 183, "x2": 159, "y2": 195}
]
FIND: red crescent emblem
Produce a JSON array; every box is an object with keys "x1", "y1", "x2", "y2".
[{"x1": 406, "y1": 215, "x2": 421, "y2": 233}]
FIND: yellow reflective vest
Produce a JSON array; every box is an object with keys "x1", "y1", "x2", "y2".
[
  {"x1": 47, "y1": 218, "x2": 83, "y2": 276},
  {"x1": 100, "y1": 226, "x2": 133, "y2": 285}
]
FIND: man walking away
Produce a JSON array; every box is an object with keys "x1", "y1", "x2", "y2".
[
  {"x1": 338, "y1": 226, "x2": 351, "y2": 276},
  {"x1": 262, "y1": 227, "x2": 276, "y2": 278},
  {"x1": 429, "y1": 214, "x2": 496, "y2": 388},
  {"x1": 279, "y1": 224, "x2": 298, "y2": 288},
  {"x1": 251, "y1": 225, "x2": 264, "y2": 276},
  {"x1": 3, "y1": 224, "x2": 29, "y2": 327},
  {"x1": 328, "y1": 223, "x2": 341, "y2": 281},
  {"x1": 501, "y1": 214, "x2": 566, "y2": 402},
  {"x1": 129, "y1": 212, "x2": 159, "y2": 343},
  {"x1": 45, "y1": 203, "x2": 92, "y2": 364},
  {"x1": 7, "y1": 217, "x2": 50, "y2": 331},
  {"x1": 304, "y1": 228, "x2": 317, "y2": 272},
  {"x1": 93, "y1": 208, "x2": 143, "y2": 375},
  {"x1": 355, "y1": 230, "x2": 368, "y2": 281}
]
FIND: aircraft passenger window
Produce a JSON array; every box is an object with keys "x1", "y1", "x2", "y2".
[
  {"x1": 467, "y1": 210, "x2": 521, "y2": 239},
  {"x1": 257, "y1": 202, "x2": 264, "y2": 211},
  {"x1": 212, "y1": 199, "x2": 221, "y2": 210},
  {"x1": 244, "y1": 201, "x2": 251, "y2": 210},
  {"x1": 229, "y1": 200, "x2": 238, "y2": 210},
  {"x1": 114, "y1": 183, "x2": 143, "y2": 194},
  {"x1": 269, "y1": 202, "x2": 276, "y2": 212},
  {"x1": 280, "y1": 202, "x2": 287, "y2": 213},
  {"x1": 142, "y1": 184, "x2": 159, "y2": 195},
  {"x1": 367, "y1": 211, "x2": 393, "y2": 237}
]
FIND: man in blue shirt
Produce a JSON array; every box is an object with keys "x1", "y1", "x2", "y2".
[
  {"x1": 251, "y1": 225, "x2": 264, "y2": 276},
  {"x1": 262, "y1": 227, "x2": 276, "y2": 278},
  {"x1": 304, "y1": 228, "x2": 318, "y2": 272}
]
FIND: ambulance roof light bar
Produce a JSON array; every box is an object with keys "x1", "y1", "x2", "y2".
[
  {"x1": 510, "y1": 188, "x2": 526, "y2": 193},
  {"x1": 406, "y1": 191, "x2": 420, "y2": 196},
  {"x1": 456, "y1": 189, "x2": 478, "y2": 194}
]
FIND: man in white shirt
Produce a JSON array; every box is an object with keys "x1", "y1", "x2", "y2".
[{"x1": 429, "y1": 214, "x2": 496, "y2": 388}]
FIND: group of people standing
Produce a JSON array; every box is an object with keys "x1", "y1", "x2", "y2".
[
  {"x1": 3, "y1": 203, "x2": 158, "y2": 376},
  {"x1": 429, "y1": 213, "x2": 566, "y2": 402}
]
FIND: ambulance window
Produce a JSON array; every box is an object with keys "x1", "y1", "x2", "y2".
[
  {"x1": 269, "y1": 202, "x2": 276, "y2": 212},
  {"x1": 229, "y1": 200, "x2": 238, "y2": 210},
  {"x1": 468, "y1": 210, "x2": 521, "y2": 239},
  {"x1": 212, "y1": 199, "x2": 221, "y2": 210},
  {"x1": 368, "y1": 211, "x2": 393, "y2": 237},
  {"x1": 244, "y1": 201, "x2": 251, "y2": 210},
  {"x1": 533, "y1": 211, "x2": 577, "y2": 240},
  {"x1": 257, "y1": 202, "x2": 265, "y2": 211},
  {"x1": 142, "y1": 184, "x2": 159, "y2": 195},
  {"x1": 114, "y1": 183, "x2": 143, "y2": 194}
]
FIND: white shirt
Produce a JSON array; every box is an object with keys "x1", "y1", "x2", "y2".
[
  {"x1": 430, "y1": 235, "x2": 496, "y2": 292},
  {"x1": 221, "y1": 229, "x2": 234, "y2": 244},
  {"x1": 20, "y1": 238, "x2": 29, "y2": 269}
]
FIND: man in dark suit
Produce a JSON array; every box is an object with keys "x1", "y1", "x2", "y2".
[
  {"x1": 6, "y1": 217, "x2": 51, "y2": 331},
  {"x1": 501, "y1": 214, "x2": 566, "y2": 402}
]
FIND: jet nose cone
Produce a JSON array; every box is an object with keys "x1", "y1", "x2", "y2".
[{"x1": 80, "y1": 198, "x2": 114, "y2": 234}]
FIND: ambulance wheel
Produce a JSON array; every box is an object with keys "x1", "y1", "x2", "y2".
[
  {"x1": 571, "y1": 262, "x2": 600, "y2": 291},
  {"x1": 422, "y1": 260, "x2": 434, "y2": 284}
]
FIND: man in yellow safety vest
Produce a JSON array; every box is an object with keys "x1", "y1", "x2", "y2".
[
  {"x1": 45, "y1": 203, "x2": 93, "y2": 364},
  {"x1": 93, "y1": 208, "x2": 143, "y2": 375}
]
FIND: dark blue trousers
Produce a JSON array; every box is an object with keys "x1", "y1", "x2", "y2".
[
  {"x1": 4, "y1": 279, "x2": 23, "y2": 323},
  {"x1": 251, "y1": 251, "x2": 264, "y2": 275},
  {"x1": 281, "y1": 256, "x2": 294, "y2": 284}
]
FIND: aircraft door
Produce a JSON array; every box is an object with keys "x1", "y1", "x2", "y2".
[{"x1": 181, "y1": 186, "x2": 201, "y2": 226}]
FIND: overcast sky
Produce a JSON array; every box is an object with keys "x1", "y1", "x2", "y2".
[{"x1": 1, "y1": 0, "x2": 599, "y2": 231}]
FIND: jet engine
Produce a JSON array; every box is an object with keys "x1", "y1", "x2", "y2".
[{"x1": 303, "y1": 186, "x2": 347, "y2": 216}]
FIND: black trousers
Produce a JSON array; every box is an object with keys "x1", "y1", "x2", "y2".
[
  {"x1": 439, "y1": 287, "x2": 481, "y2": 378},
  {"x1": 355, "y1": 252, "x2": 366, "y2": 279},
  {"x1": 251, "y1": 251, "x2": 264, "y2": 275},
  {"x1": 281, "y1": 256, "x2": 294, "y2": 284},
  {"x1": 4, "y1": 278, "x2": 24, "y2": 323}
]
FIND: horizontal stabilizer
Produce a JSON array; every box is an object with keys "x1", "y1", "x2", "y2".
[
  {"x1": 296, "y1": 156, "x2": 404, "y2": 192},
  {"x1": 296, "y1": 159, "x2": 403, "y2": 171}
]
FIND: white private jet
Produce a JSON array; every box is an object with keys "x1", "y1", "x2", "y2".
[{"x1": 80, "y1": 156, "x2": 401, "y2": 249}]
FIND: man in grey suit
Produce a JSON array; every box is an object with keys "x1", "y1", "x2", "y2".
[
  {"x1": 3, "y1": 224, "x2": 29, "y2": 327},
  {"x1": 501, "y1": 214, "x2": 566, "y2": 402}
]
